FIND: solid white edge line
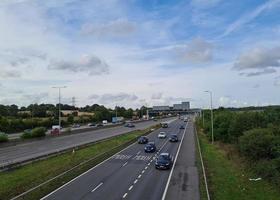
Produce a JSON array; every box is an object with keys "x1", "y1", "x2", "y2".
[
  {"x1": 195, "y1": 124, "x2": 211, "y2": 200},
  {"x1": 91, "y1": 182, "x2": 103, "y2": 193},
  {"x1": 161, "y1": 121, "x2": 189, "y2": 200}
]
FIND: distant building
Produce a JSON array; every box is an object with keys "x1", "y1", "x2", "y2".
[{"x1": 152, "y1": 101, "x2": 190, "y2": 112}]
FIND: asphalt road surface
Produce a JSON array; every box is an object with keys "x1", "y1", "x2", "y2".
[
  {"x1": 42, "y1": 119, "x2": 197, "y2": 200},
  {"x1": 0, "y1": 118, "x2": 175, "y2": 169}
]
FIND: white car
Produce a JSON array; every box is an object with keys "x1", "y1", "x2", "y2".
[{"x1": 158, "y1": 132, "x2": 167, "y2": 139}]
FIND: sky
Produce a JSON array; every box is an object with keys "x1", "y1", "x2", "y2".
[{"x1": 0, "y1": 0, "x2": 280, "y2": 109}]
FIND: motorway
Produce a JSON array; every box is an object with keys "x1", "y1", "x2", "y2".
[
  {"x1": 42, "y1": 119, "x2": 197, "y2": 200},
  {"x1": 0, "y1": 118, "x2": 174, "y2": 169}
]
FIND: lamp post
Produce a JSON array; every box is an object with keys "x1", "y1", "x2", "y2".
[
  {"x1": 205, "y1": 90, "x2": 214, "y2": 144},
  {"x1": 52, "y1": 86, "x2": 67, "y2": 132}
]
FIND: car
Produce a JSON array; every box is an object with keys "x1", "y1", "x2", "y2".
[
  {"x1": 88, "y1": 123, "x2": 96, "y2": 127},
  {"x1": 169, "y1": 134, "x2": 178, "y2": 142},
  {"x1": 124, "y1": 123, "x2": 135, "y2": 128},
  {"x1": 96, "y1": 123, "x2": 103, "y2": 127},
  {"x1": 179, "y1": 125, "x2": 185, "y2": 129},
  {"x1": 72, "y1": 124, "x2": 81, "y2": 128},
  {"x1": 161, "y1": 123, "x2": 168, "y2": 128},
  {"x1": 144, "y1": 142, "x2": 156, "y2": 153},
  {"x1": 155, "y1": 153, "x2": 173, "y2": 169},
  {"x1": 138, "y1": 136, "x2": 149, "y2": 144},
  {"x1": 158, "y1": 132, "x2": 167, "y2": 139}
]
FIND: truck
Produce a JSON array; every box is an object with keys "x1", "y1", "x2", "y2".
[{"x1": 102, "y1": 120, "x2": 108, "y2": 125}]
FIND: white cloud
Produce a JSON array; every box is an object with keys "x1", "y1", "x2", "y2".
[
  {"x1": 151, "y1": 92, "x2": 163, "y2": 100},
  {"x1": 222, "y1": 0, "x2": 280, "y2": 37},
  {"x1": 233, "y1": 46, "x2": 280, "y2": 76},
  {"x1": 48, "y1": 55, "x2": 110, "y2": 76},
  {"x1": 181, "y1": 37, "x2": 213, "y2": 63},
  {"x1": 81, "y1": 18, "x2": 136, "y2": 38}
]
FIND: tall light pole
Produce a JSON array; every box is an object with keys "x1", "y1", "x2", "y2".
[
  {"x1": 205, "y1": 90, "x2": 214, "y2": 144},
  {"x1": 52, "y1": 86, "x2": 67, "y2": 132}
]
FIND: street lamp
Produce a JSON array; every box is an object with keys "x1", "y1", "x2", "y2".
[
  {"x1": 52, "y1": 86, "x2": 67, "y2": 132},
  {"x1": 205, "y1": 90, "x2": 214, "y2": 144}
]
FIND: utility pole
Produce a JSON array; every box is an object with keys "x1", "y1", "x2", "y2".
[
  {"x1": 205, "y1": 90, "x2": 214, "y2": 144},
  {"x1": 52, "y1": 86, "x2": 67, "y2": 133}
]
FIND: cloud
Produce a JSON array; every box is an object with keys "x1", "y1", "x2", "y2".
[
  {"x1": 81, "y1": 18, "x2": 136, "y2": 38},
  {"x1": 253, "y1": 84, "x2": 260, "y2": 88},
  {"x1": 0, "y1": 70, "x2": 21, "y2": 78},
  {"x1": 239, "y1": 68, "x2": 277, "y2": 77},
  {"x1": 274, "y1": 76, "x2": 280, "y2": 86},
  {"x1": 22, "y1": 92, "x2": 49, "y2": 103},
  {"x1": 89, "y1": 93, "x2": 138, "y2": 104},
  {"x1": 222, "y1": 0, "x2": 280, "y2": 37},
  {"x1": 233, "y1": 46, "x2": 280, "y2": 76},
  {"x1": 180, "y1": 37, "x2": 213, "y2": 63},
  {"x1": 49, "y1": 55, "x2": 109, "y2": 75},
  {"x1": 151, "y1": 92, "x2": 163, "y2": 100}
]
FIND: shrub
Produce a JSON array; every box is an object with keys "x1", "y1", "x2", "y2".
[
  {"x1": 21, "y1": 129, "x2": 33, "y2": 139},
  {"x1": 31, "y1": 127, "x2": 46, "y2": 138},
  {"x1": 0, "y1": 132, "x2": 8, "y2": 142},
  {"x1": 21, "y1": 127, "x2": 46, "y2": 139},
  {"x1": 239, "y1": 128, "x2": 276, "y2": 160},
  {"x1": 253, "y1": 158, "x2": 280, "y2": 184}
]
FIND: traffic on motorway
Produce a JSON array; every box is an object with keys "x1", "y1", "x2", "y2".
[{"x1": 42, "y1": 119, "x2": 189, "y2": 200}]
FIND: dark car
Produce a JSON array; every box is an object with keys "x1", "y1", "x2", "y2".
[
  {"x1": 144, "y1": 142, "x2": 156, "y2": 153},
  {"x1": 138, "y1": 136, "x2": 149, "y2": 144},
  {"x1": 161, "y1": 123, "x2": 168, "y2": 128},
  {"x1": 179, "y1": 125, "x2": 185, "y2": 129},
  {"x1": 88, "y1": 123, "x2": 96, "y2": 127},
  {"x1": 155, "y1": 153, "x2": 173, "y2": 169},
  {"x1": 169, "y1": 134, "x2": 178, "y2": 142},
  {"x1": 124, "y1": 123, "x2": 135, "y2": 128}
]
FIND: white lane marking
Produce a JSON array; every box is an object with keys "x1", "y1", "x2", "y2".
[
  {"x1": 128, "y1": 185, "x2": 133, "y2": 191},
  {"x1": 138, "y1": 174, "x2": 142, "y2": 179},
  {"x1": 122, "y1": 162, "x2": 128, "y2": 167},
  {"x1": 123, "y1": 193, "x2": 128, "y2": 198},
  {"x1": 41, "y1": 140, "x2": 139, "y2": 200},
  {"x1": 148, "y1": 163, "x2": 150, "y2": 166},
  {"x1": 134, "y1": 179, "x2": 138, "y2": 184},
  {"x1": 161, "y1": 121, "x2": 188, "y2": 200},
  {"x1": 145, "y1": 166, "x2": 148, "y2": 170},
  {"x1": 142, "y1": 170, "x2": 145, "y2": 174},
  {"x1": 137, "y1": 151, "x2": 141, "y2": 155},
  {"x1": 91, "y1": 182, "x2": 103, "y2": 192}
]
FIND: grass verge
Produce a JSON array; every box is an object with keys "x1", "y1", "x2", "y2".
[
  {"x1": 196, "y1": 126, "x2": 280, "y2": 200},
  {"x1": 0, "y1": 125, "x2": 159, "y2": 200}
]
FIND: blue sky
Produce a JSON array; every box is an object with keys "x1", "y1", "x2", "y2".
[{"x1": 0, "y1": 0, "x2": 280, "y2": 108}]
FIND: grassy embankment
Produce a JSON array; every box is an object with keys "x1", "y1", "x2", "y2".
[
  {"x1": 0, "y1": 125, "x2": 159, "y2": 200},
  {"x1": 196, "y1": 126, "x2": 280, "y2": 200}
]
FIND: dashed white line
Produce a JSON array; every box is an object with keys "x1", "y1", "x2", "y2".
[
  {"x1": 138, "y1": 174, "x2": 142, "y2": 179},
  {"x1": 134, "y1": 179, "x2": 138, "y2": 184},
  {"x1": 128, "y1": 185, "x2": 133, "y2": 191},
  {"x1": 137, "y1": 151, "x2": 141, "y2": 155},
  {"x1": 122, "y1": 162, "x2": 128, "y2": 167},
  {"x1": 148, "y1": 163, "x2": 151, "y2": 166},
  {"x1": 91, "y1": 182, "x2": 103, "y2": 193},
  {"x1": 142, "y1": 170, "x2": 145, "y2": 174},
  {"x1": 145, "y1": 166, "x2": 148, "y2": 170},
  {"x1": 123, "y1": 193, "x2": 128, "y2": 198}
]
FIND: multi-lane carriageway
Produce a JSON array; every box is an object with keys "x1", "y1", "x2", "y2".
[{"x1": 42, "y1": 119, "x2": 200, "y2": 200}]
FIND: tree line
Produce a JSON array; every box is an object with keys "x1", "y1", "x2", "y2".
[
  {"x1": 198, "y1": 106, "x2": 280, "y2": 186},
  {"x1": 0, "y1": 103, "x2": 149, "y2": 133}
]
